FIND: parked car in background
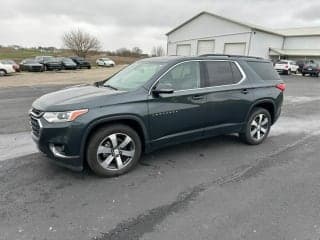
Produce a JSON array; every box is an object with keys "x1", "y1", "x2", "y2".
[
  {"x1": 96, "y1": 58, "x2": 115, "y2": 67},
  {"x1": 57, "y1": 57, "x2": 78, "y2": 70},
  {"x1": 0, "y1": 62, "x2": 15, "y2": 76},
  {"x1": 20, "y1": 59, "x2": 44, "y2": 72},
  {"x1": 302, "y1": 62, "x2": 320, "y2": 77},
  {"x1": 274, "y1": 60, "x2": 299, "y2": 75},
  {"x1": 0, "y1": 60, "x2": 20, "y2": 72},
  {"x1": 29, "y1": 55, "x2": 284, "y2": 177},
  {"x1": 296, "y1": 59, "x2": 315, "y2": 73},
  {"x1": 35, "y1": 56, "x2": 62, "y2": 71},
  {"x1": 70, "y1": 57, "x2": 91, "y2": 69}
]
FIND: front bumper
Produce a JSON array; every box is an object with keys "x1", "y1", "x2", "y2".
[
  {"x1": 30, "y1": 116, "x2": 84, "y2": 171},
  {"x1": 46, "y1": 64, "x2": 62, "y2": 70}
]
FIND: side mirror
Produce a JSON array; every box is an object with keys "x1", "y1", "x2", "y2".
[
  {"x1": 152, "y1": 88, "x2": 174, "y2": 95},
  {"x1": 152, "y1": 83, "x2": 174, "y2": 95}
]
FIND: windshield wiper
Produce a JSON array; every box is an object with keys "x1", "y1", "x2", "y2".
[{"x1": 104, "y1": 84, "x2": 118, "y2": 91}]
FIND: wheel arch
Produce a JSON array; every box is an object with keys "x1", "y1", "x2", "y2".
[
  {"x1": 247, "y1": 99, "x2": 276, "y2": 124},
  {"x1": 0, "y1": 68, "x2": 7, "y2": 74},
  {"x1": 80, "y1": 115, "x2": 148, "y2": 167}
]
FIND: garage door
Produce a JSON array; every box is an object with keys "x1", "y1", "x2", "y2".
[
  {"x1": 224, "y1": 43, "x2": 246, "y2": 55},
  {"x1": 176, "y1": 44, "x2": 191, "y2": 56},
  {"x1": 197, "y1": 40, "x2": 215, "y2": 55}
]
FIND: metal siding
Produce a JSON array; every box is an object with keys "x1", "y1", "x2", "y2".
[
  {"x1": 176, "y1": 44, "x2": 191, "y2": 56},
  {"x1": 197, "y1": 40, "x2": 215, "y2": 55},
  {"x1": 224, "y1": 43, "x2": 246, "y2": 55}
]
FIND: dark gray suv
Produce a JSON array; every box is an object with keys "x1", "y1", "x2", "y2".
[{"x1": 29, "y1": 55, "x2": 285, "y2": 177}]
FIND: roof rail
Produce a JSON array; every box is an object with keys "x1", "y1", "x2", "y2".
[{"x1": 199, "y1": 54, "x2": 263, "y2": 59}]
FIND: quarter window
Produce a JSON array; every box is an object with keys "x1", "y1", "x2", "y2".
[
  {"x1": 247, "y1": 61, "x2": 280, "y2": 80},
  {"x1": 204, "y1": 61, "x2": 242, "y2": 87},
  {"x1": 159, "y1": 61, "x2": 200, "y2": 91}
]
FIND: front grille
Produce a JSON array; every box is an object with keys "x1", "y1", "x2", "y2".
[
  {"x1": 30, "y1": 116, "x2": 40, "y2": 137},
  {"x1": 29, "y1": 108, "x2": 43, "y2": 137},
  {"x1": 31, "y1": 66, "x2": 42, "y2": 71},
  {"x1": 30, "y1": 108, "x2": 43, "y2": 118}
]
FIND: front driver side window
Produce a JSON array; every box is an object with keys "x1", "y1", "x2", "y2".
[{"x1": 159, "y1": 61, "x2": 200, "y2": 91}]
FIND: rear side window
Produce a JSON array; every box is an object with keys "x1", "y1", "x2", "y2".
[
  {"x1": 247, "y1": 61, "x2": 280, "y2": 80},
  {"x1": 203, "y1": 61, "x2": 243, "y2": 87}
]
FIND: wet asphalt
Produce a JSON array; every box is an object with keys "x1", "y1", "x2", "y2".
[{"x1": 0, "y1": 75, "x2": 320, "y2": 240}]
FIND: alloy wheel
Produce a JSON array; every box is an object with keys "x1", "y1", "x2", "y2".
[
  {"x1": 96, "y1": 133, "x2": 135, "y2": 171},
  {"x1": 250, "y1": 113, "x2": 269, "y2": 141}
]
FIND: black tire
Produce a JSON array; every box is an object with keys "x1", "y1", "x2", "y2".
[
  {"x1": 0, "y1": 70, "x2": 6, "y2": 76},
  {"x1": 302, "y1": 73, "x2": 305, "y2": 76},
  {"x1": 240, "y1": 108, "x2": 271, "y2": 145},
  {"x1": 87, "y1": 124, "x2": 142, "y2": 177},
  {"x1": 88, "y1": 66, "x2": 91, "y2": 69}
]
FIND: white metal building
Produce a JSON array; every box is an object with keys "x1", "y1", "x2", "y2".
[{"x1": 166, "y1": 11, "x2": 320, "y2": 61}]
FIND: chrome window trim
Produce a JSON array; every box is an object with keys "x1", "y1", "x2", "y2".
[{"x1": 148, "y1": 59, "x2": 247, "y2": 95}]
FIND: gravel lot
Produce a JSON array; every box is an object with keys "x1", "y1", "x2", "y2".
[
  {"x1": 0, "y1": 66, "x2": 124, "y2": 88},
  {"x1": 0, "y1": 74, "x2": 320, "y2": 240}
]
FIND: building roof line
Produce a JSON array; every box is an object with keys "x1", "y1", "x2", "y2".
[
  {"x1": 166, "y1": 11, "x2": 284, "y2": 36},
  {"x1": 166, "y1": 11, "x2": 320, "y2": 37}
]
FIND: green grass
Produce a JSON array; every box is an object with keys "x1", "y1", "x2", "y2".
[{"x1": 0, "y1": 48, "x2": 43, "y2": 61}]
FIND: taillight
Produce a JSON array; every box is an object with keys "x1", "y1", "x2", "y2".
[{"x1": 276, "y1": 83, "x2": 286, "y2": 92}]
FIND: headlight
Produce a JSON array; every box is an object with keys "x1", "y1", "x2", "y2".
[{"x1": 43, "y1": 109, "x2": 88, "y2": 123}]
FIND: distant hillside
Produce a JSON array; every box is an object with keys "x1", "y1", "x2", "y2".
[{"x1": 0, "y1": 47, "x2": 145, "y2": 65}]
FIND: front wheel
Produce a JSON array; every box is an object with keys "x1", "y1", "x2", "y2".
[
  {"x1": 240, "y1": 108, "x2": 271, "y2": 145},
  {"x1": 0, "y1": 70, "x2": 6, "y2": 76},
  {"x1": 87, "y1": 124, "x2": 142, "y2": 177}
]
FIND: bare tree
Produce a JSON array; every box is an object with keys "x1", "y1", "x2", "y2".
[
  {"x1": 63, "y1": 29, "x2": 101, "y2": 58},
  {"x1": 151, "y1": 46, "x2": 165, "y2": 57},
  {"x1": 132, "y1": 47, "x2": 143, "y2": 56}
]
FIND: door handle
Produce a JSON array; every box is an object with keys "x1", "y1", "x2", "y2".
[
  {"x1": 192, "y1": 95, "x2": 204, "y2": 100},
  {"x1": 241, "y1": 89, "x2": 249, "y2": 94}
]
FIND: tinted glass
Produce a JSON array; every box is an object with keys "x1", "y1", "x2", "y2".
[
  {"x1": 105, "y1": 61, "x2": 164, "y2": 91},
  {"x1": 247, "y1": 61, "x2": 280, "y2": 80},
  {"x1": 159, "y1": 61, "x2": 200, "y2": 91},
  {"x1": 231, "y1": 63, "x2": 243, "y2": 83},
  {"x1": 204, "y1": 61, "x2": 237, "y2": 87}
]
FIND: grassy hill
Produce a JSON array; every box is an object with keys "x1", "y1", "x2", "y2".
[{"x1": 0, "y1": 47, "x2": 143, "y2": 65}]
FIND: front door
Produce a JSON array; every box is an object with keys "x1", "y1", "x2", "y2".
[{"x1": 148, "y1": 61, "x2": 207, "y2": 148}]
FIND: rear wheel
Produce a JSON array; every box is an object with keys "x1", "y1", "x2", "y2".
[
  {"x1": 87, "y1": 124, "x2": 142, "y2": 177},
  {"x1": 240, "y1": 108, "x2": 271, "y2": 145},
  {"x1": 0, "y1": 70, "x2": 6, "y2": 76}
]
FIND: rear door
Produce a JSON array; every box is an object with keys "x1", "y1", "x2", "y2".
[
  {"x1": 148, "y1": 61, "x2": 207, "y2": 147},
  {"x1": 201, "y1": 60, "x2": 254, "y2": 136}
]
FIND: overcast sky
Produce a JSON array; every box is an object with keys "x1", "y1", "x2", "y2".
[{"x1": 1, "y1": 0, "x2": 320, "y2": 53}]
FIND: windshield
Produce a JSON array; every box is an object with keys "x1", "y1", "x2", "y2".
[
  {"x1": 62, "y1": 58, "x2": 75, "y2": 63},
  {"x1": 1, "y1": 60, "x2": 14, "y2": 64},
  {"x1": 24, "y1": 59, "x2": 38, "y2": 64},
  {"x1": 104, "y1": 61, "x2": 164, "y2": 91}
]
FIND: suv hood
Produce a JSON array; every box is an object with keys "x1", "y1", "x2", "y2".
[{"x1": 32, "y1": 85, "x2": 125, "y2": 111}]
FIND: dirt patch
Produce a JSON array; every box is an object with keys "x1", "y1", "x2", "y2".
[{"x1": 0, "y1": 66, "x2": 125, "y2": 88}]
